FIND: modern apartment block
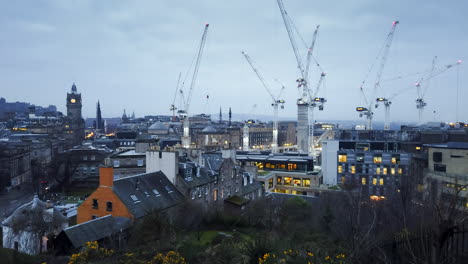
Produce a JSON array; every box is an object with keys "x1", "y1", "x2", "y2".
[{"x1": 323, "y1": 139, "x2": 411, "y2": 198}]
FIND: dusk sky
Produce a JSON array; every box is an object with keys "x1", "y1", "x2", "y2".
[{"x1": 1, "y1": 0, "x2": 466, "y2": 124}]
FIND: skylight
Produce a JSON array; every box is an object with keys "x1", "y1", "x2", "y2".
[
  {"x1": 130, "y1": 195, "x2": 139, "y2": 202},
  {"x1": 152, "y1": 189, "x2": 161, "y2": 196}
]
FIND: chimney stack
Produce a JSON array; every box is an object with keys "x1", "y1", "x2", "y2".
[{"x1": 99, "y1": 166, "x2": 114, "y2": 187}]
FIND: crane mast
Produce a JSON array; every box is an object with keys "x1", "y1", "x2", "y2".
[
  {"x1": 180, "y1": 24, "x2": 209, "y2": 148},
  {"x1": 242, "y1": 51, "x2": 285, "y2": 153},
  {"x1": 308, "y1": 72, "x2": 326, "y2": 157},
  {"x1": 358, "y1": 21, "x2": 399, "y2": 130},
  {"x1": 170, "y1": 72, "x2": 182, "y2": 122}
]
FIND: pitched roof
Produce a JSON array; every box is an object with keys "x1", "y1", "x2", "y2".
[
  {"x1": 203, "y1": 153, "x2": 224, "y2": 171},
  {"x1": 178, "y1": 163, "x2": 215, "y2": 188},
  {"x1": 2, "y1": 195, "x2": 68, "y2": 231},
  {"x1": 62, "y1": 215, "x2": 130, "y2": 248},
  {"x1": 148, "y1": 121, "x2": 169, "y2": 131},
  {"x1": 113, "y1": 171, "x2": 185, "y2": 218},
  {"x1": 201, "y1": 126, "x2": 218, "y2": 133}
]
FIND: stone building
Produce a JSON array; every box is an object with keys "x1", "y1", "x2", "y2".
[
  {"x1": 2, "y1": 195, "x2": 68, "y2": 255},
  {"x1": 0, "y1": 141, "x2": 31, "y2": 190},
  {"x1": 146, "y1": 149, "x2": 263, "y2": 211},
  {"x1": 66, "y1": 143, "x2": 113, "y2": 187},
  {"x1": 110, "y1": 149, "x2": 146, "y2": 179}
]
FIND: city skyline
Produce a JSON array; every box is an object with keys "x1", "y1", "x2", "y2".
[{"x1": 1, "y1": 0, "x2": 466, "y2": 123}]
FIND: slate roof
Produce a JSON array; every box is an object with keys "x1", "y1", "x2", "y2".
[
  {"x1": 148, "y1": 122, "x2": 168, "y2": 131},
  {"x1": 178, "y1": 163, "x2": 216, "y2": 188},
  {"x1": 239, "y1": 181, "x2": 263, "y2": 196},
  {"x1": 113, "y1": 171, "x2": 185, "y2": 218},
  {"x1": 62, "y1": 215, "x2": 130, "y2": 248},
  {"x1": 203, "y1": 153, "x2": 224, "y2": 171}
]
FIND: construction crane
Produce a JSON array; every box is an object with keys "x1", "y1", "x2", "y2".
[
  {"x1": 414, "y1": 59, "x2": 462, "y2": 123},
  {"x1": 276, "y1": 0, "x2": 323, "y2": 156},
  {"x1": 170, "y1": 72, "x2": 182, "y2": 122},
  {"x1": 242, "y1": 51, "x2": 285, "y2": 153},
  {"x1": 357, "y1": 21, "x2": 399, "y2": 130},
  {"x1": 178, "y1": 23, "x2": 209, "y2": 148},
  {"x1": 308, "y1": 72, "x2": 326, "y2": 157}
]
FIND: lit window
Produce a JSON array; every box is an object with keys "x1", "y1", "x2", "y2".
[
  {"x1": 213, "y1": 189, "x2": 218, "y2": 201},
  {"x1": 284, "y1": 177, "x2": 292, "y2": 186},
  {"x1": 293, "y1": 178, "x2": 301, "y2": 187},
  {"x1": 338, "y1": 165, "x2": 343, "y2": 173},
  {"x1": 380, "y1": 178, "x2": 384, "y2": 185},
  {"x1": 361, "y1": 177, "x2": 366, "y2": 185},
  {"x1": 351, "y1": 166, "x2": 356, "y2": 174},
  {"x1": 277, "y1": 176, "x2": 282, "y2": 185},
  {"x1": 373, "y1": 155, "x2": 382, "y2": 164},
  {"x1": 398, "y1": 168, "x2": 403, "y2": 174},
  {"x1": 372, "y1": 178, "x2": 377, "y2": 185},
  {"x1": 391, "y1": 168, "x2": 396, "y2": 175},
  {"x1": 338, "y1": 154, "x2": 347, "y2": 162},
  {"x1": 376, "y1": 167, "x2": 381, "y2": 175},
  {"x1": 383, "y1": 167, "x2": 387, "y2": 175},
  {"x1": 302, "y1": 179, "x2": 311, "y2": 187},
  {"x1": 341, "y1": 176, "x2": 345, "y2": 183}
]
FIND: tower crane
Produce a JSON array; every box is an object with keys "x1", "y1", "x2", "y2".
[
  {"x1": 414, "y1": 59, "x2": 462, "y2": 123},
  {"x1": 178, "y1": 23, "x2": 209, "y2": 148},
  {"x1": 170, "y1": 72, "x2": 182, "y2": 122},
  {"x1": 308, "y1": 72, "x2": 326, "y2": 157},
  {"x1": 276, "y1": 0, "x2": 323, "y2": 156},
  {"x1": 242, "y1": 51, "x2": 285, "y2": 153},
  {"x1": 357, "y1": 21, "x2": 399, "y2": 130}
]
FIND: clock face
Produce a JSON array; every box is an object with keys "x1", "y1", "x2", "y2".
[{"x1": 70, "y1": 98, "x2": 76, "y2": 103}]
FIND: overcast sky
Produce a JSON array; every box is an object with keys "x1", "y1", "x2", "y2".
[{"x1": 1, "y1": 0, "x2": 466, "y2": 124}]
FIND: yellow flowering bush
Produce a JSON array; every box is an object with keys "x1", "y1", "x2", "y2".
[
  {"x1": 257, "y1": 249, "x2": 347, "y2": 264},
  {"x1": 149, "y1": 251, "x2": 187, "y2": 264},
  {"x1": 68, "y1": 241, "x2": 114, "y2": 264}
]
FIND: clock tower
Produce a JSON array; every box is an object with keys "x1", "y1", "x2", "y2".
[
  {"x1": 64, "y1": 83, "x2": 85, "y2": 148},
  {"x1": 67, "y1": 83, "x2": 82, "y2": 119}
]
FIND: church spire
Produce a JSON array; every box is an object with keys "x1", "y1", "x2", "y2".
[
  {"x1": 229, "y1": 107, "x2": 232, "y2": 127},
  {"x1": 96, "y1": 100, "x2": 103, "y2": 131},
  {"x1": 219, "y1": 107, "x2": 222, "y2": 124},
  {"x1": 122, "y1": 109, "x2": 129, "y2": 123}
]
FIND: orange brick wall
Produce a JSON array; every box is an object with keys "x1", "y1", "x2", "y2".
[
  {"x1": 77, "y1": 167, "x2": 134, "y2": 224},
  {"x1": 77, "y1": 186, "x2": 133, "y2": 224}
]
